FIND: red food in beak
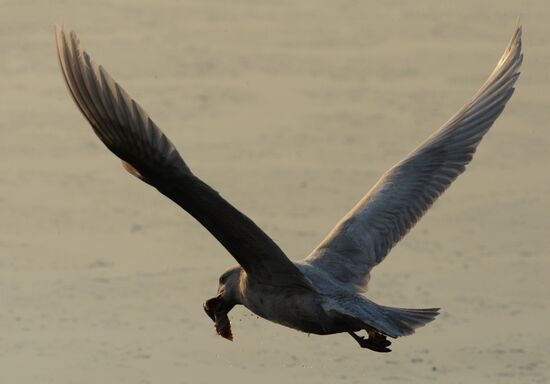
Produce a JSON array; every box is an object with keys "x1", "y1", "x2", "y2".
[
  {"x1": 215, "y1": 312, "x2": 233, "y2": 341},
  {"x1": 203, "y1": 295, "x2": 233, "y2": 341},
  {"x1": 203, "y1": 296, "x2": 219, "y2": 322}
]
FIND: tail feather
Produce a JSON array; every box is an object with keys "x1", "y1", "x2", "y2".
[{"x1": 378, "y1": 306, "x2": 440, "y2": 337}]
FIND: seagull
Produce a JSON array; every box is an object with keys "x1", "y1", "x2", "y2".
[{"x1": 55, "y1": 23, "x2": 522, "y2": 352}]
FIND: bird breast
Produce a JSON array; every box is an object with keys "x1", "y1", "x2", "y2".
[{"x1": 241, "y1": 282, "x2": 329, "y2": 334}]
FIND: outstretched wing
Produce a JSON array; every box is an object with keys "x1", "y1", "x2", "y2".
[
  {"x1": 304, "y1": 24, "x2": 523, "y2": 291},
  {"x1": 55, "y1": 25, "x2": 314, "y2": 290}
]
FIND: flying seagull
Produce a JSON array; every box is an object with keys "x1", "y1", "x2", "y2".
[{"x1": 55, "y1": 24, "x2": 522, "y2": 352}]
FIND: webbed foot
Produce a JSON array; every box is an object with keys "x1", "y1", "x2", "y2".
[{"x1": 348, "y1": 331, "x2": 392, "y2": 353}]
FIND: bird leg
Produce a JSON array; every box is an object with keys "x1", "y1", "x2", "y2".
[{"x1": 348, "y1": 331, "x2": 392, "y2": 352}]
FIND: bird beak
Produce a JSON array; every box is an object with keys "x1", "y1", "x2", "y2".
[
  {"x1": 203, "y1": 294, "x2": 233, "y2": 341},
  {"x1": 203, "y1": 295, "x2": 219, "y2": 322}
]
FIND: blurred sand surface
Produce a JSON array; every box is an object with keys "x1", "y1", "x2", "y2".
[{"x1": 0, "y1": 1, "x2": 549, "y2": 383}]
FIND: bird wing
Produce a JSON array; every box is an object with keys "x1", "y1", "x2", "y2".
[
  {"x1": 304, "y1": 24, "x2": 523, "y2": 291},
  {"x1": 55, "y1": 25, "x2": 314, "y2": 291}
]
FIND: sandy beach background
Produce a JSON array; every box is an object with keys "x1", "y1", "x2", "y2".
[{"x1": 1, "y1": 1, "x2": 549, "y2": 383}]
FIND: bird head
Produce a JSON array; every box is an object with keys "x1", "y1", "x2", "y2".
[{"x1": 203, "y1": 266, "x2": 243, "y2": 341}]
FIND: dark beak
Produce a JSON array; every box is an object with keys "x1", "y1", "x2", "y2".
[
  {"x1": 203, "y1": 294, "x2": 234, "y2": 341},
  {"x1": 203, "y1": 295, "x2": 219, "y2": 322}
]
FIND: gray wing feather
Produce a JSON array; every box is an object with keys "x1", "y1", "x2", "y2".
[
  {"x1": 55, "y1": 25, "x2": 188, "y2": 178},
  {"x1": 56, "y1": 25, "x2": 315, "y2": 290},
  {"x1": 304, "y1": 24, "x2": 523, "y2": 290}
]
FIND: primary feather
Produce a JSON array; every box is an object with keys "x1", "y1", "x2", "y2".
[{"x1": 304, "y1": 25, "x2": 522, "y2": 291}]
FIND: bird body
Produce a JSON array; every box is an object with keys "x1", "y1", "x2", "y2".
[
  {"x1": 55, "y1": 22, "x2": 522, "y2": 352},
  {"x1": 225, "y1": 262, "x2": 438, "y2": 339},
  {"x1": 240, "y1": 274, "x2": 329, "y2": 334}
]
